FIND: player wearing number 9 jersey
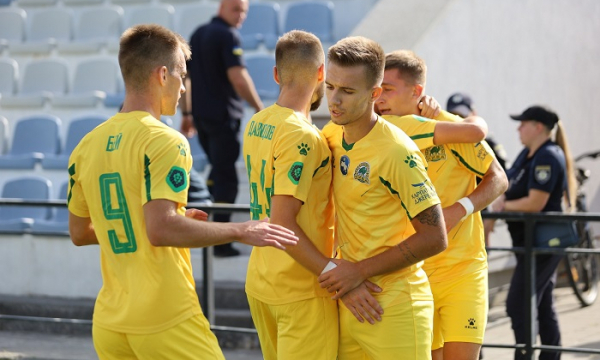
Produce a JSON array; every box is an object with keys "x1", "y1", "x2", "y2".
[{"x1": 67, "y1": 24, "x2": 298, "y2": 360}]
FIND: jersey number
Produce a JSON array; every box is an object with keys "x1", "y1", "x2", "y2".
[
  {"x1": 247, "y1": 156, "x2": 272, "y2": 220},
  {"x1": 99, "y1": 173, "x2": 137, "y2": 254}
]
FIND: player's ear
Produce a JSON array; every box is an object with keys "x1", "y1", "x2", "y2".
[
  {"x1": 158, "y1": 66, "x2": 168, "y2": 86},
  {"x1": 317, "y1": 63, "x2": 325, "y2": 82},
  {"x1": 273, "y1": 66, "x2": 280, "y2": 85},
  {"x1": 413, "y1": 83, "x2": 424, "y2": 99},
  {"x1": 371, "y1": 86, "x2": 382, "y2": 103}
]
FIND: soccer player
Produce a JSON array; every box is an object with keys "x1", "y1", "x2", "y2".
[
  {"x1": 67, "y1": 24, "x2": 298, "y2": 360},
  {"x1": 374, "y1": 49, "x2": 508, "y2": 360},
  {"x1": 243, "y1": 30, "x2": 382, "y2": 360},
  {"x1": 320, "y1": 36, "x2": 448, "y2": 359}
]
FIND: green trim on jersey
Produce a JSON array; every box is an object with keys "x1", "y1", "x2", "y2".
[
  {"x1": 450, "y1": 149, "x2": 485, "y2": 177},
  {"x1": 313, "y1": 157, "x2": 330, "y2": 177},
  {"x1": 144, "y1": 155, "x2": 151, "y2": 201},
  {"x1": 68, "y1": 163, "x2": 75, "y2": 205},
  {"x1": 342, "y1": 137, "x2": 354, "y2": 151},
  {"x1": 410, "y1": 132, "x2": 434, "y2": 141}
]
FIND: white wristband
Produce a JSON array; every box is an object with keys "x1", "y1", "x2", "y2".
[
  {"x1": 321, "y1": 261, "x2": 337, "y2": 275},
  {"x1": 457, "y1": 197, "x2": 474, "y2": 221}
]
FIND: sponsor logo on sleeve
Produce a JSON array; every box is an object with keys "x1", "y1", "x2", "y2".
[{"x1": 410, "y1": 180, "x2": 435, "y2": 205}]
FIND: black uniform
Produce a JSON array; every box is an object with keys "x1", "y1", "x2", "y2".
[{"x1": 505, "y1": 139, "x2": 566, "y2": 360}]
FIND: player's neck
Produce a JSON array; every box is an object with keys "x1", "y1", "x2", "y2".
[
  {"x1": 120, "y1": 93, "x2": 161, "y2": 120},
  {"x1": 276, "y1": 85, "x2": 314, "y2": 119},
  {"x1": 343, "y1": 112, "x2": 378, "y2": 145}
]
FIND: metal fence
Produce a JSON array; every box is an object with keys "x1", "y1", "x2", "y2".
[{"x1": 1, "y1": 199, "x2": 600, "y2": 358}]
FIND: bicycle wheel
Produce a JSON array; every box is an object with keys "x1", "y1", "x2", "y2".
[{"x1": 565, "y1": 224, "x2": 599, "y2": 307}]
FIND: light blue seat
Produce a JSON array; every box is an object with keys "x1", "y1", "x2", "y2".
[
  {"x1": 0, "y1": 116, "x2": 8, "y2": 155},
  {"x1": 42, "y1": 115, "x2": 105, "y2": 170},
  {"x1": 0, "y1": 115, "x2": 61, "y2": 169},
  {"x1": 10, "y1": 7, "x2": 73, "y2": 54},
  {"x1": 0, "y1": 58, "x2": 18, "y2": 97},
  {"x1": 284, "y1": 1, "x2": 334, "y2": 43},
  {"x1": 188, "y1": 134, "x2": 207, "y2": 172},
  {"x1": 240, "y1": 3, "x2": 280, "y2": 50},
  {"x1": 0, "y1": 176, "x2": 52, "y2": 233},
  {"x1": 58, "y1": 5, "x2": 123, "y2": 54},
  {"x1": 31, "y1": 181, "x2": 69, "y2": 234},
  {"x1": 0, "y1": 0, "x2": 13, "y2": 6},
  {"x1": 125, "y1": 4, "x2": 175, "y2": 30},
  {"x1": 0, "y1": 8, "x2": 26, "y2": 51},
  {"x1": 245, "y1": 54, "x2": 278, "y2": 100}
]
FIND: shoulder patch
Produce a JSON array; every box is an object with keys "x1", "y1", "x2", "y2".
[
  {"x1": 166, "y1": 166, "x2": 188, "y2": 192},
  {"x1": 288, "y1": 162, "x2": 304, "y2": 185},
  {"x1": 232, "y1": 47, "x2": 243, "y2": 56},
  {"x1": 535, "y1": 165, "x2": 551, "y2": 184}
]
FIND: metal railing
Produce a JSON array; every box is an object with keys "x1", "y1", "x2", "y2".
[{"x1": 1, "y1": 199, "x2": 600, "y2": 357}]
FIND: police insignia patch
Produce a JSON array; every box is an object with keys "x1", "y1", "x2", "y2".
[
  {"x1": 354, "y1": 162, "x2": 370, "y2": 184},
  {"x1": 535, "y1": 165, "x2": 551, "y2": 184},
  {"x1": 166, "y1": 166, "x2": 187, "y2": 192},
  {"x1": 288, "y1": 162, "x2": 303, "y2": 185},
  {"x1": 340, "y1": 155, "x2": 350, "y2": 176}
]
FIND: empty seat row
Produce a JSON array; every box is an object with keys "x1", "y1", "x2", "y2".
[
  {"x1": 0, "y1": 176, "x2": 68, "y2": 234},
  {"x1": 0, "y1": 57, "x2": 124, "y2": 108},
  {"x1": 4, "y1": 0, "x2": 217, "y2": 7}
]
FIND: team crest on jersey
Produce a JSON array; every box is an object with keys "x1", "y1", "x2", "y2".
[
  {"x1": 340, "y1": 155, "x2": 350, "y2": 176},
  {"x1": 424, "y1": 146, "x2": 446, "y2": 162},
  {"x1": 288, "y1": 162, "x2": 304, "y2": 185},
  {"x1": 166, "y1": 166, "x2": 188, "y2": 192},
  {"x1": 477, "y1": 146, "x2": 488, "y2": 161},
  {"x1": 535, "y1": 165, "x2": 551, "y2": 184},
  {"x1": 354, "y1": 162, "x2": 370, "y2": 184}
]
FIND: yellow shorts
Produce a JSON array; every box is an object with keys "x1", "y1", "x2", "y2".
[
  {"x1": 338, "y1": 298, "x2": 433, "y2": 360},
  {"x1": 431, "y1": 269, "x2": 488, "y2": 350},
  {"x1": 247, "y1": 295, "x2": 338, "y2": 360},
  {"x1": 93, "y1": 314, "x2": 224, "y2": 360}
]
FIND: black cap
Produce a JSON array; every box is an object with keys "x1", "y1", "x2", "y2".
[
  {"x1": 510, "y1": 105, "x2": 559, "y2": 128},
  {"x1": 446, "y1": 92, "x2": 473, "y2": 118}
]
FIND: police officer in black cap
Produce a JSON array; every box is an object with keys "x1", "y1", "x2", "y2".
[{"x1": 490, "y1": 105, "x2": 577, "y2": 360}]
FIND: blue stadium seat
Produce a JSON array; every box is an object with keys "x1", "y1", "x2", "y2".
[
  {"x1": 0, "y1": 176, "x2": 52, "y2": 233},
  {"x1": 284, "y1": 1, "x2": 334, "y2": 43},
  {"x1": 245, "y1": 54, "x2": 279, "y2": 100},
  {"x1": 0, "y1": 0, "x2": 13, "y2": 6},
  {"x1": 125, "y1": 4, "x2": 175, "y2": 30},
  {"x1": 240, "y1": 3, "x2": 280, "y2": 50},
  {"x1": 0, "y1": 8, "x2": 26, "y2": 49},
  {"x1": 188, "y1": 134, "x2": 208, "y2": 172},
  {"x1": 10, "y1": 7, "x2": 73, "y2": 54},
  {"x1": 0, "y1": 58, "x2": 18, "y2": 97},
  {"x1": 31, "y1": 181, "x2": 69, "y2": 234},
  {"x1": 1, "y1": 58, "x2": 69, "y2": 108},
  {"x1": 58, "y1": 5, "x2": 123, "y2": 54},
  {"x1": 42, "y1": 115, "x2": 105, "y2": 170},
  {"x1": 0, "y1": 115, "x2": 61, "y2": 169},
  {"x1": 0, "y1": 116, "x2": 8, "y2": 155}
]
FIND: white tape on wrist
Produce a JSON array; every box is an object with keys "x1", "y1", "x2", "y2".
[
  {"x1": 321, "y1": 261, "x2": 337, "y2": 275},
  {"x1": 457, "y1": 197, "x2": 474, "y2": 221}
]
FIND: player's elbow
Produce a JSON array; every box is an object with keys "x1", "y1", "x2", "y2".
[
  {"x1": 146, "y1": 225, "x2": 170, "y2": 247},
  {"x1": 431, "y1": 232, "x2": 448, "y2": 257}
]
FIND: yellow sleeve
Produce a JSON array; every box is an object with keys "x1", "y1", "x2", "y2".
[
  {"x1": 383, "y1": 114, "x2": 437, "y2": 150},
  {"x1": 448, "y1": 140, "x2": 495, "y2": 177}
]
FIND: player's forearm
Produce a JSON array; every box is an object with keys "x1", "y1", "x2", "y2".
[
  {"x1": 465, "y1": 159, "x2": 508, "y2": 213},
  {"x1": 463, "y1": 115, "x2": 488, "y2": 138},
  {"x1": 433, "y1": 121, "x2": 487, "y2": 145},
  {"x1": 279, "y1": 220, "x2": 331, "y2": 275}
]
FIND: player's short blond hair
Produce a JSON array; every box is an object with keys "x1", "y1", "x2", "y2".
[
  {"x1": 385, "y1": 50, "x2": 427, "y2": 86},
  {"x1": 119, "y1": 24, "x2": 191, "y2": 92},
  {"x1": 327, "y1": 36, "x2": 385, "y2": 88},
  {"x1": 275, "y1": 30, "x2": 324, "y2": 84}
]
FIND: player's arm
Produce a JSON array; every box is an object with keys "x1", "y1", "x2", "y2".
[
  {"x1": 319, "y1": 204, "x2": 447, "y2": 299},
  {"x1": 443, "y1": 158, "x2": 508, "y2": 231},
  {"x1": 432, "y1": 120, "x2": 488, "y2": 145},
  {"x1": 227, "y1": 66, "x2": 264, "y2": 113},
  {"x1": 69, "y1": 212, "x2": 98, "y2": 246},
  {"x1": 144, "y1": 199, "x2": 298, "y2": 249}
]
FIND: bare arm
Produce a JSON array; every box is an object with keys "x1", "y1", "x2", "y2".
[
  {"x1": 443, "y1": 158, "x2": 509, "y2": 231},
  {"x1": 432, "y1": 120, "x2": 488, "y2": 145},
  {"x1": 143, "y1": 199, "x2": 298, "y2": 249},
  {"x1": 504, "y1": 189, "x2": 550, "y2": 212},
  {"x1": 319, "y1": 204, "x2": 447, "y2": 298},
  {"x1": 227, "y1": 66, "x2": 264, "y2": 113},
  {"x1": 69, "y1": 212, "x2": 99, "y2": 246}
]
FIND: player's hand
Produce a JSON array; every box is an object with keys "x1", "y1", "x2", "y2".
[
  {"x1": 418, "y1": 95, "x2": 441, "y2": 119},
  {"x1": 442, "y1": 203, "x2": 465, "y2": 232},
  {"x1": 340, "y1": 282, "x2": 384, "y2": 325},
  {"x1": 238, "y1": 218, "x2": 299, "y2": 250},
  {"x1": 185, "y1": 208, "x2": 209, "y2": 222},
  {"x1": 318, "y1": 259, "x2": 371, "y2": 299}
]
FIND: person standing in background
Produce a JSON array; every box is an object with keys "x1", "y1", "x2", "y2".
[
  {"x1": 491, "y1": 105, "x2": 576, "y2": 360},
  {"x1": 180, "y1": 0, "x2": 264, "y2": 257}
]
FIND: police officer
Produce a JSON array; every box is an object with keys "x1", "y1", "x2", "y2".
[{"x1": 491, "y1": 105, "x2": 576, "y2": 360}]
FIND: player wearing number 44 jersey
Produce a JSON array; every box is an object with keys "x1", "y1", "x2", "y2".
[{"x1": 67, "y1": 24, "x2": 298, "y2": 360}]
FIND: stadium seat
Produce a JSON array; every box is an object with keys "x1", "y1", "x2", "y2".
[
  {"x1": 14, "y1": 0, "x2": 56, "y2": 6},
  {"x1": 0, "y1": 8, "x2": 27, "y2": 49},
  {"x1": 53, "y1": 57, "x2": 122, "y2": 108},
  {"x1": 0, "y1": 0, "x2": 12, "y2": 6},
  {"x1": 0, "y1": 115, "x2": 61, "y2": 169},
  {"x1": 0, "y1": 58, "x2": 18, "y2": 96},
  {"x1": 0, "y1": 58, "x2": 69, "y2": 108},
  {"x1": 125, "y1": 3, "x2": 175, "y2": 30},
  {"x1": 31, "y1": 181, "x2": 69, "y2": 234},
  {"x1": 245, "y1": 54, "x2": 279, "y2": 100},
  {"x1": 188, "y1": 134, "x2": 208, "y2": 172},
  {"x1": 284, "y1": 1, "x2": 334, "y2": 43},
  {"x1": 58, "y1": 5, "x2": 123, "y2": 54},
  {"x1": 240, "y1": 2, "x2": 280, "y2": 50},
  {"x1": 0, "y1": 176, "x2": 52, "y2": 233},
  {"x1": 10, "y1": 7, "x2": 73, "y2": 54},
  {"x1": 175, "y1": 3, "x2": 218, "y2": 40},
  {"x1": 61, "y1": 0, "x2": 103, "y2": 5},
  {"x1": 42, "y1": 115, "x2": 105, "y2": 169},
  {"x1": 0, "y1": 116, "x2": 8, "y2": 155}
]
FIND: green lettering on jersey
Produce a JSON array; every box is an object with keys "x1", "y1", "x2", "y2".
[
  {"x1": 106, "y1": 133, "x2": 122, "y2": 152},
  {"x1": 247, "y1": 120, "x2": 275, "y2": 140}
]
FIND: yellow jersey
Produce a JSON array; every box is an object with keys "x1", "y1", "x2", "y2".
[
  {"x1": 68, "y1": 111, "x2": 202, "y2": 334},
  {"x1": 322, "y1": 117, "x2": 440, "y2": 307},
  {"x1": 387, "y1": 110, "x2": 494, "y2": 282},
  {"x1": 243, "y1": 104, "x2": 335, "y2": 305}
]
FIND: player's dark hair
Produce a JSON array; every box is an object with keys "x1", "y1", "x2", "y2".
[
  {"x1": 385, "y1": 50, "x2": 427, "y2": 86},
  {"x1": 327, "y1": 36, "x2": 385, "y2": 88}
]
